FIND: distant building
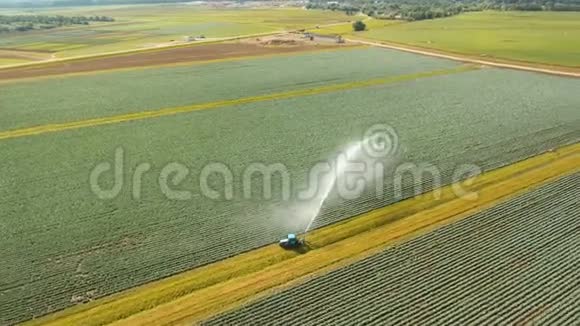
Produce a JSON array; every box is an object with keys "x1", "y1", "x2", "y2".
[{"x1": 305, "y1": 33, "x2": 346, "y2": 44}]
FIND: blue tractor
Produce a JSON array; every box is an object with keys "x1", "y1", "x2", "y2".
[{"x1": 279, "y1": 233, "x2": 303, "y2": 249}]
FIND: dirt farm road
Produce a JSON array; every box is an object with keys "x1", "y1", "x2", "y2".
[{"x1": 348, "y1": 38, "x2": 580, "y2": 78}]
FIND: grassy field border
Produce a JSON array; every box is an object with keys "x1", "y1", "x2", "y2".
[{"x1": 26, "y1": 143, "x2": 579, "y2": 326}]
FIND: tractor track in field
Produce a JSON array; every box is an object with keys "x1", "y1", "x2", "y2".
[{"x1": 348, "y1": 38, "x2": 580, "y2": 78}]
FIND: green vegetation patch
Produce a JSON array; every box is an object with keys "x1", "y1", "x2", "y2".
[
  {"x1": 0, "y1": 57, "x2": 32, "y2": 65},
  {"x1": 0, "y1": 14, "x2": 114, "y2": 33},
  {"x1": 359, "y1": 11, "x2": 580, "y2": 67}
]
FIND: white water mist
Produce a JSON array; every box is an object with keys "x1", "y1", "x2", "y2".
[{"x1": 303, "y1": 140, "x2": 367, "y2": 233}]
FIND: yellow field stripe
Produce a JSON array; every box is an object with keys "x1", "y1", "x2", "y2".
[
  {"x1": 0, "y1": 65, "x2": 477, "y2": 141},
  {"x1": 26, "y1": 143, "x2": 579, "y2": 326}
]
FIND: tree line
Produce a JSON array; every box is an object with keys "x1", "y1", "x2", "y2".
[
  {"x1": 0, "y1": 0, "x2": 193, "y2": 8},
  {"x1": 0, "y1": 15, "x2": 114, "y2": 33},
  {"x1": 306, "y1": 0, "x2": 580, "y2": 21}
]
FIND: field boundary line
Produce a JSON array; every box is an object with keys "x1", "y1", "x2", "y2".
[
  {"x1": 25, "y1": 143, "x2": 579, "y2": 326},
  {"x1": 0, "y1": 65, "x2": 477, "y2": 141},
  {"x1": 346, "y1": 38, "x2": 580, "y2": 78},
  {"x1": 0, "y1": 45, "x2": 365, "y2": 85}
]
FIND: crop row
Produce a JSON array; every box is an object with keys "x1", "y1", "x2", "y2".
[
  {"x1": 206, "y1": 173, "x2": 580, "y2": 325},
  {"x1": 1, "y1": 60, "x2": 579, "y2": 323}
]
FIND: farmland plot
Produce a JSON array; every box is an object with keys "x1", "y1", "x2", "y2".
[
  {"x1": 206, "y1": 173, "x2": 580, "y2": 325},
  {"x1": 360, "y1": 11, "x2": 580, "y2": 67},
  {"x1": 0, "y1": 54, "x2": 579, "y2": 322},
  {"x1": 0, "y1": 42, "x2": 346, "y2": 81},
  {"x1": 0, "y1": 47, "x2": 460, "y2": 131},
  {"x1": 0, "y1": 6, "x2": 352, "y2": 62}
]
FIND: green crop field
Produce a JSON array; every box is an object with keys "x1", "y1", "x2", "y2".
[
  {"x1": 207, "y1": 173, "x2": 580, "y2": 325},
  {"x1": 331, "y1": 11, "x2": 580, "y2": 67},
  {"x1": 0, "y1": 46, "x2": 579, "y2": 324},
  {"x1": 0, "y1": 47, "x2": 460, "y2": 131},
  {"x1": 0, "y1": 5, "x2": 351, "y2": 65}
]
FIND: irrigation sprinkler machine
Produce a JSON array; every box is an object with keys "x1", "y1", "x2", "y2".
[
  {"x1": 279, "y1": 196, "x2": 318, "y2": 250},
  {"x1": 279, "y1": 233, "x2": 305, "y2": 249},
  {"x1": 279, "y1": 211, "x2": 313, "y2": 249},
  {"x1": 278, "y1": 136, "x2": 364, "y2": 249}
]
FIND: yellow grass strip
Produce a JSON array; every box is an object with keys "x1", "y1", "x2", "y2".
[
  {"x1": 111, "y1": 147, "x2": 579, "y2": 325},
  {"x1": 26, "y1": 143, "x2": 579, "y2": 326},
  {"x1": 0, "y1": 65, "x2": 476, "y2": 141}
]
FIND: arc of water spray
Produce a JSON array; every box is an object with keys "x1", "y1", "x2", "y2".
[
  {"x1": 303, "y1": 141, "x2": 365, "y2": 234},
  {"x1": 301, "y1": 123, "x2": 399, "y2": 237}
]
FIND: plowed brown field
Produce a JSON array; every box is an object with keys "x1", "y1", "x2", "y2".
[{"x1": 0, "y1": 41, "x2": 346, "y2": 81}]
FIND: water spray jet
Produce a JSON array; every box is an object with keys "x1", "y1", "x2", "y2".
[{"x1": 278, "y1": 124, "x2": 399, "y2": 250}]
